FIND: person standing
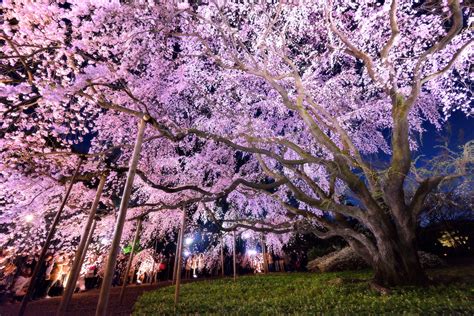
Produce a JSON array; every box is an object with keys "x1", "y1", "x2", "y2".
[
  {"x1": 185, "y1": 255, "x2": 192, "y2": 279},
  {"x1": 34, "y1": 254, "x2": 53, "y2": 299},
  {"x1": 45, "y1": 256, "x2": 61, "y2": 297},
  {"x1": 197, "y1": 253, "x2": 205, "y2": 276},
  {"x1": 191, "y1": 255, "x2": 198, "y2": 278},
  {"x1": 267, "y1": 253, "x2": 274, "y2": 272}
]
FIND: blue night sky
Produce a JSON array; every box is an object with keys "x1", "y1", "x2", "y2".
[{"x1": 417, "y1": 111, "x2": 473, "y2": 158}]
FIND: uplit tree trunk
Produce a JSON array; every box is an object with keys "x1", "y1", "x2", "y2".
[{"x1": 360, "y1": 231, "x2": 426, "y2": 286}]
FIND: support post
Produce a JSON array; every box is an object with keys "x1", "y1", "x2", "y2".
[
  {"x1": 79, "y1": 219, "x2": 97, "y2": 274},
  {"x1": 172, "y1": 220, "x2": 184, "y2": 285},
  {"x1": 261, "y1": 234, "x2": 268, "y2": 274},
  {"x1": 57, "y1": 173, "x2": 107, "y2": 315},
  {"x1": 150, "y1": 238, "x2": 157, "y2": 284},
  {"x1": 19, "y1": 157, "x2": 83, "y2": 316},
  {"x1": 95, "y1": 116, "x2": 148, "y2": 316},
  {"x1": 119, "y1": 217, "x2": 142, "y2": 303},
  {"x1": 232, "y1": 231, "x2": 237, "y2": 282},
  {"x1": 220, "y1": 238, "x2": 225, "y2": 277},
  {"x1": 174, "y1": 210, "x2": 186, "y2": 307}
]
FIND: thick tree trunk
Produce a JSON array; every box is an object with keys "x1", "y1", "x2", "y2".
[
  {"x1": 356, "y1": 235, "x2": 427, "y2": 287},
  {"x1": 372, "y1": 253, "x2": 426, "y2": 286},
  {"x1": 344, "y1": 205, "x2": 428, "y2": 287}
]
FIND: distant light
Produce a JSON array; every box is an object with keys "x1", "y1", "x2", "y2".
[
  {"x1": 185, "y1": 237, "x2": 193, "y2": 245},
  {"x1": 25, "y1": 214, "x2": 34, "y2": 223},
  {"x1": 247, "y1": 249, "x2": 257, "y2": 256},
  {"x1": 242, "y1": 232, "x2": 251, "y2": 239},
  {"x1": 193, "y1": 274, "x2": 197, "y2": 278},
  {"x1": 184, "y1": 250, "x2": 190, "y2": 257}
]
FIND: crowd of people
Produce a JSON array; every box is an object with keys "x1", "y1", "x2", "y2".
[
  {"x1": 0, "y1": 245, "x2": 305, "y2": 303},
  {"x1": 0, "y1": 248, "x2": 169, "y2": 304},
  {"x1": 0, "y1": 248, "x2": 74, "y2": 303},
  {"x1": 242, "y1": 253, "x2": 290, "y2": 274},
  {"x1": 184, "y1": 253, "x2": 206, "y2": 279}
]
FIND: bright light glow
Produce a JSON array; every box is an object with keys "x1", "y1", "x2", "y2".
[
  {"x1": 100, "y1": 238, "x2": 109, "y2": 245},
  {"x1": 185, "y1": 237, "x2": 193, "y2": 245},
  {"x1": 25, "y1": 214, "x2": 34, "y2": 223},
  {"x1": 247, "y1": 249, "x2": 257, "y2": 256},
  {"x1": 242, "y1": 231, "x2": 251, "y2": 239},
  {"x1": 184, "y1": 250, "x2": 190, "y2": 257}
]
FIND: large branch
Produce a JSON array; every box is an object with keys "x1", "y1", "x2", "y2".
[
  {"x1": 421, "y1": 39, "x2": 473, "y2": 84},
  {"x1": 407, "y1": 0, "x2": 464, "y2": 107},
  {"x1": 128, "y1": 177, "x2": 288, "y2": 220},
  {"x1": 409, "y1": 173, "x2": 466, "y2": 221}
]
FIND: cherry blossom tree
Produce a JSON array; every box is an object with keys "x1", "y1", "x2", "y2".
[{"x1": 1, "y1": 0, "x2": 473, "y2": 289}]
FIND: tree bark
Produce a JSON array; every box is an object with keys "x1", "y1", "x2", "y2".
[{"x1": 351, "y1": 227, "x2": 427, "y2": 287}]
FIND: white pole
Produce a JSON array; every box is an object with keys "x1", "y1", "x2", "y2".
[
  {"x1": 220, "y1": 238, "x2": 225, "y2": 277},
  {"x1": 58, "y1": 173, "x2": 107, "y2": 315},
  {"x1": 19, "y1": 157, "x2": 83, "y2": 316},
  {"x1": 174, "y1": 210, "x2": 186, "y2": 307},
  {"x1": 233, "y1": 231, "x2": 237, "y2": 281},
  {"x1": 261, "y1": 233, "x2": 268, "y2": 274},
  {"x1": 119, "y1": 217, "x2": 142, "y2": 303},
  {"x1": 95, "y1": 116, "x2": 148, "y2": 316}
]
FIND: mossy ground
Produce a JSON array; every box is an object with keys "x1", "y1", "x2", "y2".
[{"x1": 133, "y1": 266, "x2": 474, "y2": 315}]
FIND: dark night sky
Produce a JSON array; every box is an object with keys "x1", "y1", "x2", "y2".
[{"x1": 417, "y1": 111, "x2": 473, "y2": 158}]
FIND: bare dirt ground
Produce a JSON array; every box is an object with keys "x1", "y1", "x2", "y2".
[{"x1": 0, "y1": 280, "x2": 174, "y2": 316}]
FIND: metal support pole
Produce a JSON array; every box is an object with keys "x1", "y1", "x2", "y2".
[
  {"x1": 261, "y1": 234, "x2": 268, "y2": 274},
  {"x1": 174, "y1": 210, "x2": 186, "y2": 307},
  {"x1": 220, "y1": 238, "x2": 225, "y2": 277},
  {"x1": 58, "y1": 174, "x2": 107, "y2": 315},
  {"x1": 95, "y1": 116, "x2": 148, "y2": 316},
  {"x1": 172, "y1": 246, "x2": 178, "y2": 284},
  {"x1": 119, "y1": 218, "x2": 142, "y2": 303},
  {"x1": 79, "y1": 219, "x2": 97, "y2": 274},
  {"x1": 19, "y1": 157, "x2": 83, "y2": 316},
  {"x1": 172, "y1": 221, "x2": 184, "y2": 285},
  {"x1": 232, "y1": 231, "x2": 237, "y2": 281}
]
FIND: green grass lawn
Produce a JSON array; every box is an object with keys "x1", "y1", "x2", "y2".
[{"x1": 133, "y1": 267, "x2": 474, "y2": 315}]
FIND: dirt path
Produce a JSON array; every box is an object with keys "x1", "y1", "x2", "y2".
[{"x1": 0, "y1": 281, "x2": 174, "y2": 316}]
